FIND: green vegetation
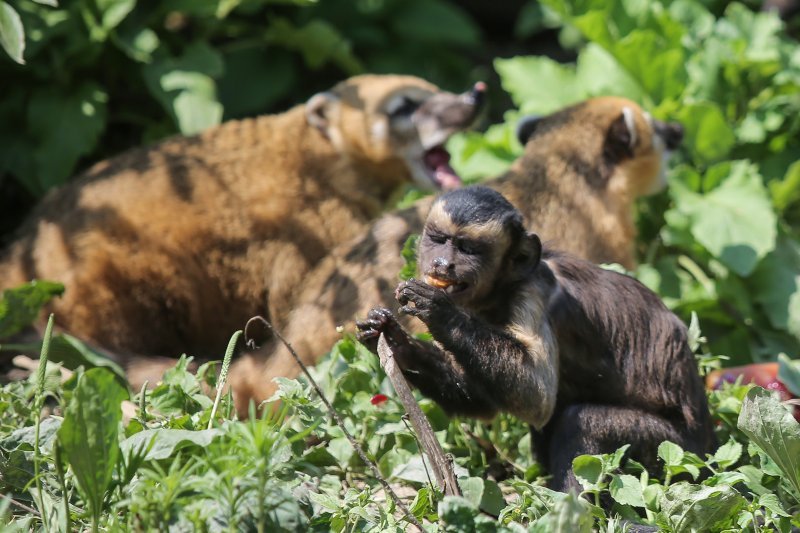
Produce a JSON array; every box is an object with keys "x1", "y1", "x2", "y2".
[{"x1": 2, "y1": 0, "x2": 800, "y2": 530}]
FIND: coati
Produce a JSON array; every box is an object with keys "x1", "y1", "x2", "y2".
[
  {"x1": 227, "y1": 96, "x2": 685, "y2": 414},
  {"x1": 357, "y1": 186, "x2": 716, "y2": 491},
  {"x1": 0, "y1": 75, "x2": 484, "y2": 369}
]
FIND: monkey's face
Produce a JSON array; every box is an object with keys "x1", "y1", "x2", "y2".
[
  {"x1": 418, "y1": 189, "x2": 541, "y2": 308},
  {"x1": 305, "y1": 75, "x2": 485, "y2": 191}
]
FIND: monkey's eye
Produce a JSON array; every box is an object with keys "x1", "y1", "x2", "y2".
[
  {"x1": 456, "y1": 239, "x2": 484, "y2": 255},
  {"x1": 427, "y1": 232, "x2": 448, "y2": 245},
  {"x1": 388, "y1": 96, "x2": 420, "y2": 118}
]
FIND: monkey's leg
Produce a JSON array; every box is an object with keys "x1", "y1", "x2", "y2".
[{"x1": 538, "y1": 404, "x2": 685, "y2": 493}]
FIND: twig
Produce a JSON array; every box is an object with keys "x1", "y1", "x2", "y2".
[
  {"x1": 246, "y1": 317, "x2": 423, "y2": 532},
  {"x1": 0, "y1": 492, "x2": 41, "y2": 516},
  {"x1": 377, "y1": 334, "x2": 462, "y2": 497}
]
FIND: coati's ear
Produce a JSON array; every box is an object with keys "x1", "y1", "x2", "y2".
[
  {"x1": 604, "y1": 107, "x2": 638, "y2": 161},
  {"x1": 516, "y1": 115, "x2": 542, "y2": 145},
  {"x1": 509, "y1": 232, "x2": 542, "y2": 280},
  {"x1": 305, "y1": 92, "x2": 339, "y2": 136}
]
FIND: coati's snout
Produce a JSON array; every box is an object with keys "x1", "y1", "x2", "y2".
[
  {"x1": 305, "y1": 75, "x2": 486, "y2": 192},
  {"x1": 652, "y1": 119, "x2": 683, "y2": 151}
]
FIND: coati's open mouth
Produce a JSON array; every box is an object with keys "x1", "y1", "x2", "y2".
[
  {"x1": 422, "y1": 146, "x2": 462, "y2": 191},
  {"x1": 424, "y1": 275, "x2": 468, "y2": 294}
]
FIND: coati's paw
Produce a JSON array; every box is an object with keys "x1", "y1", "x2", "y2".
[{"x1": 396, "y1": 278, "x2": 452, "y2": 322}]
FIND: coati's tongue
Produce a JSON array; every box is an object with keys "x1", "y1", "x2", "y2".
[{"x1": 424, "y1": 147, "x2": 462, "y2": 190}]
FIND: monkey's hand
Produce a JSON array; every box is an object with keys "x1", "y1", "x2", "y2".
[
  {"x1": 396, "y1": 278, "x2": 454, "y2": 324},
  {"x1": 356, "y1": 307, "x2": 412, "y2": 354}
]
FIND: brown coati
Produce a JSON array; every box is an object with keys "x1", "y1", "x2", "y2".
[
  {"x1": 357, "y1": 185, "x2": 715, "y2": 493},
  {"x1": 227, "y1": 96, "x2": 684, "y2": 414},
  {"x1": 0, "y1": 75, "x2": 484, "y2": 369}
]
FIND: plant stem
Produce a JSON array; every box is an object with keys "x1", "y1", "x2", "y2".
[
  {"x1": 34, "y1": 314, "x2": 54, "y2": 532},
  {"x1": 208, "y1": 330, "x2": 242, "y2": 430}
]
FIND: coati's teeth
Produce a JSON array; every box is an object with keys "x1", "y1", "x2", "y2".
[{"x1": 445, "y1": 285, "x2": 457, "y2": 294}]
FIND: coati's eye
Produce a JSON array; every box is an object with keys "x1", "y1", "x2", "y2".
[{"x1": 388, "y1": 96, "x2": 420, "y2": 118}]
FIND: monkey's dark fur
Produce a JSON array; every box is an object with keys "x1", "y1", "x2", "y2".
[{"x1": 357, "y1": 186, "x2": 716, "y2": 493}]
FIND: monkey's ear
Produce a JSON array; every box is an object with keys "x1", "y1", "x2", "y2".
[
  {"x1": 509, "y1": 232, "x2": 542, "y2": 280},
  {"x1": 605, "y1": 107, "x2": 638, "y2": 160},
  {"x1": 305, "y1": 92, "x2": 339, "y2": 136},
  {"x1": 516, "y1": 115, "x2": 542, "y2": 145}
]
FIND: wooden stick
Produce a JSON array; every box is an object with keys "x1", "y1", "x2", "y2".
[{"x1": 377, "y1": 334, "x2": 462, "y2": 497}]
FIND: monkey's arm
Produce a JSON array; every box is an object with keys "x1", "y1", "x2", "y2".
[
  {"x1": 356, "y1": 308, "x2": 500, "y2": 419},
  {"x1": 396, "y1": 279, "x2": 559, "y2": 429}
]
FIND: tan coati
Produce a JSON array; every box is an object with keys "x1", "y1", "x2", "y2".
[
  {"x1": 357, "y1": 186, "x2": 715, "y2": 493},
  {"x1": 0, "y1": 75, "x2": 485, "y2": 372},
  {"x1": 227, "y1": 96, "x2": 684, "y2": 415}
]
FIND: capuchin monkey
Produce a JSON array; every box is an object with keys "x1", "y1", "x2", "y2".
[{"x1": 357, "y1": 186, "x2": 716, "y2": 492}]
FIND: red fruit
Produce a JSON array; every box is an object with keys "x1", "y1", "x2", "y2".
[
  {"x1": 371, "y1": 394, "x2": 388, "y2": 406},
  {"x1": 707, "y1": 362, "x2": 800, "y2": 422}
]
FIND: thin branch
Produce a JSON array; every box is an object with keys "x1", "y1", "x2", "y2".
[
  {"x1": 377, "y1": 334, "x2": 462, "y2": 497},
  {"x1": 247, "y1": 317, "x2": 424, "y2": 532},
  {"x1": 0, "y1": 492, "x2": 41, "y2": 516}
]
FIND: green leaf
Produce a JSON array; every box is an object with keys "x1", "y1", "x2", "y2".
[
  {"x1": 712, "y1": 438, "x2": 743, "y2": 469},
  {"x1": 0, "y1": 280, "x2": 64, "y2": 339},
  {"x1": 495, "y1": 56, "x2": 585, "y2": 115},
  {"x1": 572, "y1": 454, "x2": 603, "y2": 490},
  {"x1": 610, "y1": 30, "x2": 686, "y2": 102},
  {"x1": 668, "y1": 161, "x2": 777, "y2": 276},
  {"x1": 737, "y1": 387, "x2": 800, "y2": 495},
  {"x1": 143, "y1": 42, "x2": 223, "y2": 135},
  {"x1": 119, "y1": 428, "x2": 222, "y2": 461},
  {"x1": 28, "y1": 83, "x2": 108, "y2": 193},
  {"x1": 57, "y1": 368, "x2": 127, "y2": 522},
  {"x1": 0, "y1": 1, "x2": 24, "y2": 64},
  {"x1": 438, "y1": 496, "x2": 478, "y2": 528},
  {"x1": 750, "y1": 236, "x2": 800, "y2": 337},
  {"x1": 777, "y1": 353, "x2": 800, "y2": 398},
  {"x1": 459, "y1": 477, "x2": 505, "y2": 516},
  {"x1": 398, "y1": 234, "x2": 419, "y2": 281},
  {"x1": 658, "y1": 482, "x2": 745, "y2": 532},
  {"x1": 658, "y1": 441, "x2": 684, "y2": 466},
  {"x1": 95, "y1": 0, "x2": 135, "y2": 31},
  {"x1": 609, "y1": 474, "x2": 646, "y2": 508},
  {"x1": 769, "y1": 160, "x2": 800, "y2": 212},
  {"x1": 675, "y1": 102, "x2": 735, "y2": 163},
  {"x1": 575, "y1": 43, "x2": 647, "y2": 103},
  {"x1": 529, "y1": 491, "x2": 593, "y2": 533}
]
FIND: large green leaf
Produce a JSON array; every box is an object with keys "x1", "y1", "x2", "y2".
[
  {"x1": 667, "y1": 161, "x2": 777, "y2": 277},
  {"x1": 494, "y1": 56, "x2": 585, "y2": 115},
  {"x1": 750, "y1": 235, "x2": 800, "y2": 337},
  {"x1": 57, "y1": 368, "x2": 128, "y2": 521},
  {"x1": 675, "y1": 102, "x2": 736, "y2": 163},
  {"x1": 658, "y1": 482, "x2": 745, "y2": 532},
  {"x1": 143, "y1": 42, "x2": 223, "y2": 135},
  {"x1": 738, "y1": 387, "x2": 800, "y2": 496},
  {"x1": 610, "y1": 30, "x2": 686, "y2": 102},
  {"x1": 0, "y1": 280, "x2": 64, "y2": 339},
  {"x1": 0, "y1": 1, "x2": 24, "y2": 64},
  {"x1": 28, "y1": 83, "x2": 108, "y2": 193}
]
